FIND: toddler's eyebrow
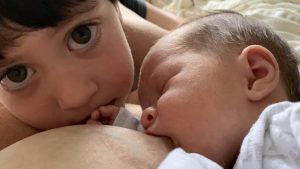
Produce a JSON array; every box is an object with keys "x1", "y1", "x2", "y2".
[
  {"x1": 0, "y1": 55, "x2": 16, "y2": 69},
  {"x1": 55, "y1": 1, "x2": 100, "y2": 31}
]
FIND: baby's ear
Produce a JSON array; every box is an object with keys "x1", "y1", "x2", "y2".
[{"x1": 239, "y1": 45, "x2": 279, "y2": 101}]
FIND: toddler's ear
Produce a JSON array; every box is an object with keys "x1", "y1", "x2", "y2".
[{"x1": 239, "y1": 45, "x2": 279, "y2": 101}]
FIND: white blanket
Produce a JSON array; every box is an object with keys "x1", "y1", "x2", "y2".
[
  {"x1": 148, "y1": 0, "x2": 300, "y2": 66},
  {"x1": 234, "y1": 101, "x2": 300, "y2": 169},
  {"x1": 158, "y1": 101, "x2": 300, "y2": 168}
]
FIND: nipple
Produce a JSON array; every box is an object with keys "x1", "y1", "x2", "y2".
[{"x1": 112, "y1": 107, "x2": 144, "y2": 132}]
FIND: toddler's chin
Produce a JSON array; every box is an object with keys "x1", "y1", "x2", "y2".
[{"x1": 72, "y1": 115, "x2": 91, "y2": 125}]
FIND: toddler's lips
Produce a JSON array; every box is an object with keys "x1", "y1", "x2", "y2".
[
  {"x1": 108, "y1": 98, "x2": 117, "y2": 106},
  {"x1": 73, "y1": 115, "x2": 91, "y2": 125},
  {"x1": 72, "y1": 98, "x2": 118, "y2": 125}
]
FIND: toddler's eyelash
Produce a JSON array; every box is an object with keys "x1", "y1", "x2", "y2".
[
  {"x1": 0, "y1": 72, "x2": 6, "y2": 82},
  {"x1": 67, "y1": 21, "x2": 102, "y2": 51},
  {"x1": 0, "y1": 67, "x2": 12, "y2": 81},
  {"x1": 88, "y1": 23, "x2": 102, "y2": 50},
  {"x1": 0, "y1": 63, "x2": 15, "y2": 81}
]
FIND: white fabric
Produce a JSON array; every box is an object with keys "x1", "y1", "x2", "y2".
[
  {"x1": 158, "y1": 101, "x2": 300, "y2": 168},
  {"x1": 159, "y1": 148, "x2": 222, "y2": 169},
  {"x1": 112, "y1": 107, "x2": 144, "y2": 131},
  {"x1": 147, "y1": 0, "x2": 300, "y2": 65},
  {"x1": 234, "y1": 101, "x2": 300, "y2": 169}
]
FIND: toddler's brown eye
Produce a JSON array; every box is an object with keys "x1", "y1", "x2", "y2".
[
  {"x1": 68, "y1": 24, "x2": 98, "y2": 51},
  {"x1": 0, "y1": 65, "x2": 35, "y2": 91},
  {"x1": 6, "y1": 65, "x2": 27, "y2": 83},
  {"x1": 71, "y1": 25, "x2": 91, "y2": 44}
]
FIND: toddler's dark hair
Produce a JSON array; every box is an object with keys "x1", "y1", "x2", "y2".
[{"x1": 0, "y1": 0, "x2": 117, "y2": 56}]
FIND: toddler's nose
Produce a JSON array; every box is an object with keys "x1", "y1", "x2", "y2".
[
  {"x1": 56, "y1": 78, "x2": 98, "y2": 110},
  {"x1": 141, "y1": 107, "x2": 157, "y2": 129}
]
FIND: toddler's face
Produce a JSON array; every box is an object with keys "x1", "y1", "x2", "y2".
[
  {"x1": 139, "y1": 29, "x2": 253, "y2": 159},
  {"x1": 0, "y1": 0, "x2": 134, "y2": 129}
]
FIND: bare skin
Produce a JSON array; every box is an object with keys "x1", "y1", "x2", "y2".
[
  {"x1": 0, "y1": 125, "x2": 173, "y2": 169},
  {"x1": 0, "y1": 105, "x2": 38, "y2": 150},
  {"x1": 0, "y1": 103, "x2": 174, "y2": 169},
  {"x1": 0, "y1": 3, "x2": 168, "y2": 150}
]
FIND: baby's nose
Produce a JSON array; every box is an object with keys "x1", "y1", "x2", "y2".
[{"x1": 141, "y1": 107, "x2": 157, "y2": 129}]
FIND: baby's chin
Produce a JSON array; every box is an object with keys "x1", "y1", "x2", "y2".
[
  {"x1": 144, "y1": 130, "x2": 176, "y2": 147},
  {"x1": 169, "y1": 137, "x2": 181, "y2": 149},
  {"x1": 163, "y1": 136, "x2": 177, "y2": 149},
  {"x1": 165, "y1": 135, "x2": 197, "y2": 152}
]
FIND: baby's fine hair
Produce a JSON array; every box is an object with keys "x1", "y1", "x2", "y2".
[
  {"x1": 176, "y1": 11, "x2": 300, "y2": 101},
  {"x1": 0, "y1": 0, "x2": 116, "y2": 56}
]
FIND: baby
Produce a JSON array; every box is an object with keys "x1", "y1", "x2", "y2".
[
  {"x1": 92, "y1": 11, "x2": 300, "y2": 169},
  {"x1": 138, "y1": 11, "x2": 300, "y2": 169}
]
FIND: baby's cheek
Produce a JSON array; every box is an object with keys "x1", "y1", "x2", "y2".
[{"x1": 156, "y1": 89, "x2": 180, "y2": 110}]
